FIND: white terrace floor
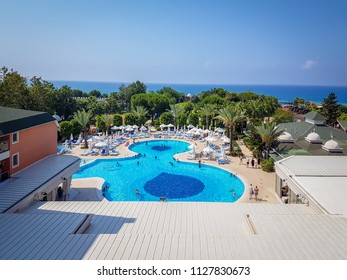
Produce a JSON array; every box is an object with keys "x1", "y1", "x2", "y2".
[{"x1": 6, "y1": 201, "x2": 344, "y2": 260}]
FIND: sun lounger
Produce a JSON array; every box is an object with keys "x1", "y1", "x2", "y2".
[
  {"x1": 187, "y1": 153, "x2": 196, "y2": 160},
  {"x1": 90, "y1": 150, "x2": 99, "y2": 156},
  {"x1": 101, "y1": 149, "x2": 109, "y2": 156},
  {"x1": 109, "y1": 149, "x2": 119, "y2": 156},
  {"x1": 80, "y1": 150, "x2": 90, "y2": 156},
  {"x1": 217, "y1": 157, "x2": 229, "y2": 164}
]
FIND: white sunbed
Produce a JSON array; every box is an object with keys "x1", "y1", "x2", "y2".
[
  {"x1": 80, "y1": 150, "x2": 90, "y2": 156},
  {"x1": 109, "y1": 149, "x2": 120, "y2": 156},
  {"x1": 187, "y1": 153, "x2": 196, "y2": 160}
]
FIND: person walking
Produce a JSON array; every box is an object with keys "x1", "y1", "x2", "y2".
[
  {"x1": 254, "y1": 186, "x2": 259, "y2": 201},
  {"x1": 239, "y1": 154, "x2": 243, "y2": 165},
  {"x1": 251, "y1": 157, "x2": 255, "y2": 168},
  {"x1": 249, "y1": 184, "x2": 253, "y2": 200}
]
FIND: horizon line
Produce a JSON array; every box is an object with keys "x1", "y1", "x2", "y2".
[{"x1": 48, "y1": 80, "x2": 347, "y2": 88}]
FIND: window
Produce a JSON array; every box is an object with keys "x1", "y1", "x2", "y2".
[
  {"x1": 12, "y1": 153, "x2": 19, "y2": 168},
  {"x1": 12, "y1": 132, "x2": 19, "y2": 144}
]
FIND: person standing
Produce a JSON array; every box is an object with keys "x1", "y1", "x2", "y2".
[
  {"x1": 249, "y1": 184, "x2": 253, "y2": 200},
  {"x1": 254, "y1": 186, "x2": 259, "y2": 201},
  {"x1": 251, "y1": 158, "x2": 255, "y2": 168}
]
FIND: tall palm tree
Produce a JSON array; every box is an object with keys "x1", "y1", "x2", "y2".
[
  {"x1": 132, "y1": 105, "x2": 148, "y2": 126},
  {"x1": 199, "y1": 104, "x2": 215, "y2": 129},
  {"x1": 168, "y1": 104, "x2": 183, "y2": 128},
  {"x1": 73, "y1": 109, "x2": 92, "y2": 148},
  {"x1": 101, "y1": 114, "x2": 114, "y2": 133},
  {"x1": 255, "y1": 122, "x2": 283, "y2": 158},
  {"x1": 215, "y1": 105, "x2": 245, "y2": 151}
]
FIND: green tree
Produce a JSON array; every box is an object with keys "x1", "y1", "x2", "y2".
[
  {"x1": 27, "y1": 76, "x2": 55, "y2": 113},
  {"x1": 215, "y1": 105, "x2": 245, "y2": 151},
  {"x1": 95, "y1": 115, "x2": 106, "y2": 132},
  {"x1": 198, "y1": 95, "x2": 225, "y2": 109},
  {"x1": 120, "y1": 81, "x2": 147, "y2": 111},
  {"x1": 157, "y1": 87, "x2": 184, "y2": 103},
  {"x1": 70, "y1": 119, "x2": 82, "y2": 136},
  {"x1": 168, "y1": 104, "x2": 183, "y2": 128},
  {"x1": 199, "y1": 104, "x2": 215, "y2": 128},
  {"x1": 101, "y1": 114, "x2": 114, "y2": 132},
  {"x1": 293, "y1": 97, "x2": 305, "y2": 106},
  {"x1": 124, "y1": 113, "x2": 137, "y2": 125},
  {"x1": 59, "y1": 121, "x2": 73, "y2": 139},
  {"x1": 113, "y1": 114, "x2": 123, "y2": 126},
  {"x1": 73, "y1": 110, "x2": 92, "y2": 148},
  {"x1": 321, "y1": 93, "x2": 340, "y2": 125},
  {"x1": 159, "y1": 112, "x2": 173, "y2": 125},
  {"x1": 0, "y1": 68, "x2": 29, "y2": 109},
  {"x1": 255, "y1": 122, "x2": 283, "y2": 159},
  {"x1": 52, "y1": 85, "x2": 77, "y2": 120},
  {"x1": 272, "y1": 108, "x2": 294, "y2": 123},
  {"x1": 131, "y1": 93, "x2": 170, "y2": 121},
  {"x1": 132, "y1": 106, "x2": 148, "y2": 126},
  {"x1": 188, "y1": 111, "x2": 199, "y2": 127},
  {"x1": 89, "y1": 90, "x2": 101, "y2": 98},
  {"x1": 238, "y1": 91, "x2": 259, "y2": 102}
]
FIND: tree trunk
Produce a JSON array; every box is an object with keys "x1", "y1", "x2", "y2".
[{"x1": 83, "y1": 129, "x2": 88, "y2": 149}]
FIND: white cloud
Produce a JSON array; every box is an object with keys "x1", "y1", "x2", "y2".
[{"x1": 301, "y1": 59, "x2": 317, "y2": 70}]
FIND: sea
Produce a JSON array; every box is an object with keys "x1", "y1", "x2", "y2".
[{"x1": 51, "y1": 80, "x2": 347, "y2": 105}]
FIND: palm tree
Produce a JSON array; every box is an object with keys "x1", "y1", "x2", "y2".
[
  {"x1": 101, "y1": 114, "x2": 114, "y2": 133},
  {"x1": 168, "y1": 104, "x2": 183, "y2": 128},
  {"x1": 255, "y1": 122, "x2": 283, "y2": 158},
  {"x1": 132, "y1": 105, "x2": 148, "y2": 126},
  {"x1": 199, "y1": 104, "x2": 215, "y2": 129},
  {"x1": 215, "y1": 105, "x2": 245, "y2": 151},
  {"x1": 73, "y1": 109, "x2": 92, "y2": 148}
]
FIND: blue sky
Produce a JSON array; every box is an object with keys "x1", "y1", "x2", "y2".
[{"x1": 1, "y1": 0, "x2": 346, "y2": 85}]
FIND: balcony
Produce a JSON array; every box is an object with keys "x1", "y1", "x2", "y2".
[{"x1": 0, "y1": 141, "x2": 9, "y2": 161}]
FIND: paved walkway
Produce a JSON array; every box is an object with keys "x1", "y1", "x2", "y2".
[{"x1": 68, "y1": 135, "x2": 278, "y2": 204}]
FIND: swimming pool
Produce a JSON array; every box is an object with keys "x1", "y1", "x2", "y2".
[{"x1": 72, "y1": 140, "x2": 244, "y2": 202}]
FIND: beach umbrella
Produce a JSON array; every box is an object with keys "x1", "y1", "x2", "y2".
[
  {"x1": 215, "y1": 127, "x2": 225, "y2": 133},
  {"x1": 70, "y1": 133, "x2": 74, "y2": 141},
  {"x1": 205, "y1": 136, "x2": 217, "y2": 142},
  {"x1": 132, "y1": 125, "x2": 139, "y2": 129},
  {"x1": 95, "y1": 141, "x2": 107, "y2": 148},
  {"x1": 187, "y1": 124, "x2": 195, "y2": 129},
  {"x1": 111, "y1": 126, "x2": 119, "y2": 130},
  {"x1": 125, "y1": 127, "x2": 134, "y2": 132},
  {"x1": 140, "y1": 125, "x2": 147, "y2": 131},
  {"x1": 159, "y1": 124, "x2": 167, "y2": 131},
  {"x1": 203, "y1": 146, "x2": 214, "y2": 153}
]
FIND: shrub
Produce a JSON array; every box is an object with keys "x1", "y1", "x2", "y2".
[{"x1": 261, "y1": 158, "x2": 275, "y2": 172}]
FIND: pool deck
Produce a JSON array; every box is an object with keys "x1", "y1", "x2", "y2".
[{"x1": 69, "y1": 135, "x2": 278, "y2": 204}]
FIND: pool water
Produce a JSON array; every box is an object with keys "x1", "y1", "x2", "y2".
[{"x1": 73, "y1": 140, "x2": 244, "y2": 202}]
